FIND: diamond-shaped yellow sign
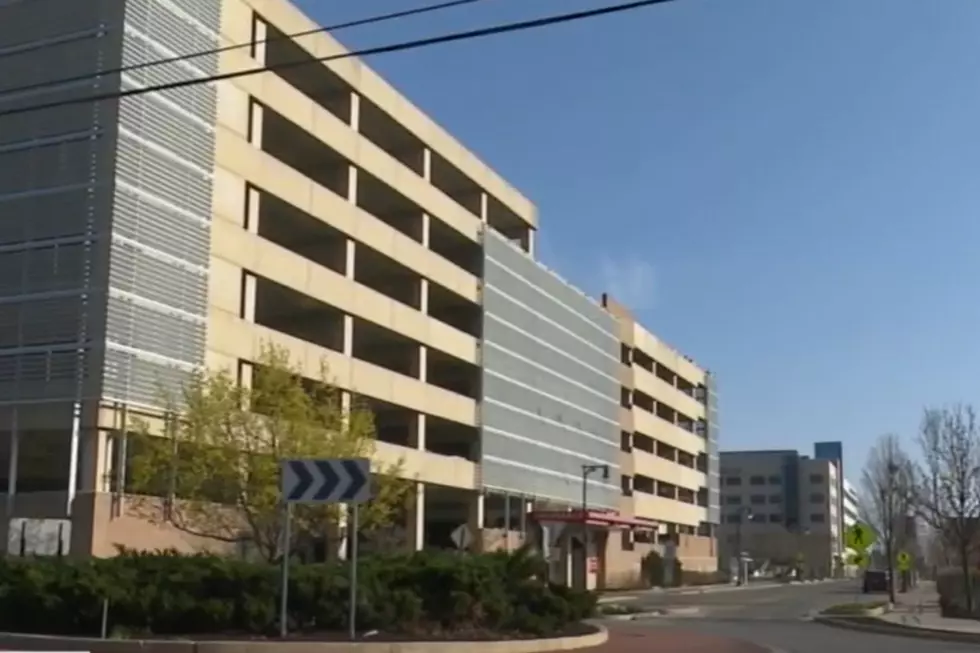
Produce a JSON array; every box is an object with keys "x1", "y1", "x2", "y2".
[{"x1": 845, "y1": 523, "x2": 876, "y2": 551}]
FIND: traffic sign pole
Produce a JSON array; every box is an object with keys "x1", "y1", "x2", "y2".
[
  {"x1": 349, "y1": 503, "x2": 359, "y2": 640},
  {"x1": 279, "y1": 502, "x2": 292, "y2": 638},
  {"x1": 279, "y1": 458, "x2": 372, "y2": 640}
]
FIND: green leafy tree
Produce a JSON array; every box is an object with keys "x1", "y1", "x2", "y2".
[{"x1": 127, "y1": 343, "x2": 411, "y2": 561}]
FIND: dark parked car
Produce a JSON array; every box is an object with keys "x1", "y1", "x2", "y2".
[{"x1": 862, "y1": 569, "x2": 891, "y2": 593}]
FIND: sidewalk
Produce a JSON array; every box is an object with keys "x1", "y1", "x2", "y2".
[
  {"x1": 818, "y1": 580, "x2": 980, "y2": 643},
  {"x1": 566, "y1": 622, "x2": 770, "y2": 653},
  {"x1": 877, "y1": 581, "x2": 980, "y2": 636}
]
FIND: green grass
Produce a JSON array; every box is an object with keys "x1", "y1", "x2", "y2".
[
  {"x1": 598, "y1": 603, "x2": 646, "y2": 615},
  {"x1": 821, "y1": 601, "x2": 889, "y2": 616}
]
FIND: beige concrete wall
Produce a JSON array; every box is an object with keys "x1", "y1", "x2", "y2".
[{"x1": 219, "y1": 0, "x2": 535, "y2": 229}]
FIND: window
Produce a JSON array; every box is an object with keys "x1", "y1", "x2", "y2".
[
  {"x1": 810, "y1": 493, "x2": 825, "y2": 504},
  {"x1": 769, "y1": 494, "x2": 782, "y2": 504},
  {"x1": 725, "y1": 476, "x2": 742, "y2": 486},
  {"x1": 621, "y1": 388, "x2": 632, "y2": 408},
  {"x1": 621, "y1": 475, "x2": 633, "y2": 497},
  {"x1": 621, "y1": 529, "x2": 634, "y2": 551},
  {"x1": 768, "y1": 475, "x2": 782, "y2": 485},
  {"x1": 810, "y1": 513, "x2": 826, "y2": 523},
  {"x1": 809, "y1": 473, "x2": 824, "y2": 484},
  {"x1": 749, "y1": 475, "x2": 766, "y2": 486},
  {"x1": 725, "y1": 513, "x2": 742, "y2": 524},
  {"x1": 769, "y1": 514, "x2": 783, "y2": 523},
  {"x1": 620, "y1": 344, "x2": 632, "y2": 365},
  {"x1": 750, "y1": 494, "x2": 766, "y2": 505},
  {"x1": 724, "y1": 495, "x2": 742, "y2": 505}
]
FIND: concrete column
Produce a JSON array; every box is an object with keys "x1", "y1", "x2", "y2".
[
  {"x1": 251, "y1": 16, "x2": 268, "y2": 64},
  {"x1": 479, "y1": 192, "x2": 489, "y2": 224},
  {"x1": 240, "y1": 272, "x2": 256, "y2": 321},
  {"x1": 468, "y1": 491, "x2": 485, "y2": 551},
  {"x1": 349, "y1": 92, "x2": 360, "y2": 132},
  {"x1": 412, "y1": 413, "x2": 426, "y2": 450},
  {"x1": 345, "y1": 240, "x2": 356, "y2": 279},
  {"x1": 248, "y1": 101, "x2": 263, "y2": 147},
  {"x1": 422, "y1": 148, "x2": 432, "y2": 181},
  {"x1": 525, "y1": 229, "x2": 535, "y2": 256},
  {"x1": 347, "y1": 166, "x2": 358, "y2": 204},
  {"x1": 5, "y1": 408, "x2": 17, "y2": 517},
  {"x1": 343, "y1": 315, "x2": 353, "y2": 357},
  {"x1": 421, "y1": 213, "x2": 430, "y2": 248},
  {"x1": 418, "y1": 278, "x2": 429, "y2": 315},
  {"x1": 410, "y1": 482, "x2": 425, "y2": 551},
  {"x1": 238, "y1": 360, "x2": 254, "y2": 388},
  {"x1": 417, "y1": 345, "x2": 427, "y2": 383},
  {"x1": 245, "y1": 185, "x2": 260, "y2": 234}
]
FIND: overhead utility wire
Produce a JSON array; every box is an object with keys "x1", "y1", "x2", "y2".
[
  {"x1": 1, "y1": 0, "x2": 489, "y2": 97},
  {"x1": 0, "y1": 0, "x2": 674, "y2": 120}
]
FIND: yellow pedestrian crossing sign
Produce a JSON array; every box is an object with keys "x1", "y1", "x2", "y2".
[
  {"x1": 845, "y1": 522, "x2": 875, "y2": 550},
  {"x1": 896, "y1": 551, "x2": 912, "y2": 571},
  {"x1": 849, "y1": 551, "x2": 870, "y2": 568}
]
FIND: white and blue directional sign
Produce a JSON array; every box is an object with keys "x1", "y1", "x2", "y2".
[{"x1": 281, "y1": 458, "x2": 371, "y2": 504}]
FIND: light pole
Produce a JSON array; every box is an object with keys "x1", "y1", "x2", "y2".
[
  {"x1": 734, "y1": 506, "x2": 752, "y2": 585},
  {"x1": 580, "y1": 464, "x2": 610, "y2": 588},
  {"x1": 886, "y1": 462, "x2": 898, "y2": 604}
]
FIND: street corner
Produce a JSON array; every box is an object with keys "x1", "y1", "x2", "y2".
[{"x1": 580, "y1": 623, "x2": 772, "y2": 653}]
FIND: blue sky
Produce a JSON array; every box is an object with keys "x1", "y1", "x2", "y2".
[{"x1": 295, "y1": 0, "x2": 980, "y2": 478}]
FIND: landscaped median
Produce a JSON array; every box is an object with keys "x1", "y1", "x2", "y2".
[{"x1": 0, "y1": 547, "x2": 606, "y2": 653}]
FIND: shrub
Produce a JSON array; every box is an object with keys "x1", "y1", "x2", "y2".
[
  {"x1": 821, "y1": 601, "x2": 888, "y2": 616},
  {"x1": 641, "y1": 550, "x2": 683, "y2": 587},
  {"x1": 0, "y1": 546, "x2": 595, "y2": 638}
]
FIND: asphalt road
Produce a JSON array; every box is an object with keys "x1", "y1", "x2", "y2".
[{"x1": 610, "y1": 581, "x2": 979, "y2": 653}]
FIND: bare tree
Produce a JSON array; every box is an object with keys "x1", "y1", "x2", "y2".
[
  {"x1": 861, "y1": 433, "x2": 914, "y2": 603},
  {"x1": 915, "y1": 404, "x2": 980, "y2": 614}
]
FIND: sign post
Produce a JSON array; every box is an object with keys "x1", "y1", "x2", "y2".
[{"x1": 280, "y1": 458, "x2": 371, "y2": 639}]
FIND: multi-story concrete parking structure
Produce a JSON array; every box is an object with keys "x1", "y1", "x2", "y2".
[
  {"x1": 0, "y1": 0, "x2": 682, "y2": 589},
  {"x1": 600, "y1": 296, "x2": 720, "y2": 586}
]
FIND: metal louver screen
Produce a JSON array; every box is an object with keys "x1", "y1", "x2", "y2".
[{"x1": 102, "y1": 0, "x2": 221, "y2": 407}]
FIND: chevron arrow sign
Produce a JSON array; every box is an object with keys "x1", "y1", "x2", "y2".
[{"x1": 281, "y1": 458, "x2": 371, "y2": 504}]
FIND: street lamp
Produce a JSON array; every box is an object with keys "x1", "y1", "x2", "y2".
[
  {"x1": 580, "y1": 464, "x2": 610, "y2": 587},
  {"x1": 581, "y1": 464, "x2": 610, "y2": 515},
  {"x1": 735, "y1": 506, "x2": 752, "y2": 585}
]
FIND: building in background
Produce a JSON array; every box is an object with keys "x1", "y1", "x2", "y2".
[
  {"x1": 600, "y1": 296, "x2": 720, "y2": 586},
  {"x1": 842, "y1": 479, "x2": 860, "y2": 528},
  {"x1": 0, "y1": 0, "x2": 712, "y2": 591},
  {"x1": 718, "y1": 447, "x2": 842, "y2": 577}
]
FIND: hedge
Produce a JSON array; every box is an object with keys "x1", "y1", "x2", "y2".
[{"x1": 0, "y1": 547, "x2": 597, "y2": 638}]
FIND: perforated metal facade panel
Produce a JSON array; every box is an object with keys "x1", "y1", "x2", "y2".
[
  {"x1": 480, "y1": 230, "x2": 621, "y2": 509},
  {"x1": 101, "y1": 0, "x2": 220, "y2": 407},
  {"x1": 0, "y1": 0, "x2": 125, "y2": 406},
  {"x1": 705, "y1": 374, "x2": 721, "y2": 525}
]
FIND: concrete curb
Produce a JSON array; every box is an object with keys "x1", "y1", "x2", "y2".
[
  {"x1": 813, "y1": 616, "x2": 980, "y2": 644},
  {"x1": 0, "y1": 626, "x2": 608, "y2": 653},
  {"x1": 603, "y1": 607, "x2": 702, "y2": 621}
]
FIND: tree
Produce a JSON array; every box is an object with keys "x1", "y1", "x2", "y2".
[
  {"x1": 127, "y1": 343, "x2": 412, "y2": 562},
  {"x1": 915, "y1": 404, "x2": 980, "y2": 614},
  {"x1": 861, "y1": 433, "x2": 914, "y2": 603}
]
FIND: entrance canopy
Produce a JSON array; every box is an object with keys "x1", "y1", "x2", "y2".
[{"x1": 531, "y1": 509, "x2": 658, "y2": 531}]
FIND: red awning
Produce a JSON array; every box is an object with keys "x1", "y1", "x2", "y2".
[{"x1": 531, "y1": 509, "x2": 658, "y2": 531}]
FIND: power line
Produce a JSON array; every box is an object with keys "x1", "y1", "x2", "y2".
[
  {"x1": 0, "y1": 0, "x2": 674, "y2": 120},
  {"x1": 1, "y1": 0, "x2": 488, "y2": 98}
]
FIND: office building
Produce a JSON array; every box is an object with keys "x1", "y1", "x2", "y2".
[
  {"x1": 599, "y1": 296, "x2": 720, "y2": 586},
  {"x1": 719, "y1": 447, "x2": 842, "y2": 577},
  {"x1": 0, "y1": 0, "x2": 675, "y2": 590},
  {"x1": 842, "y1": 479, "x2": 860, "y2": 528}
]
